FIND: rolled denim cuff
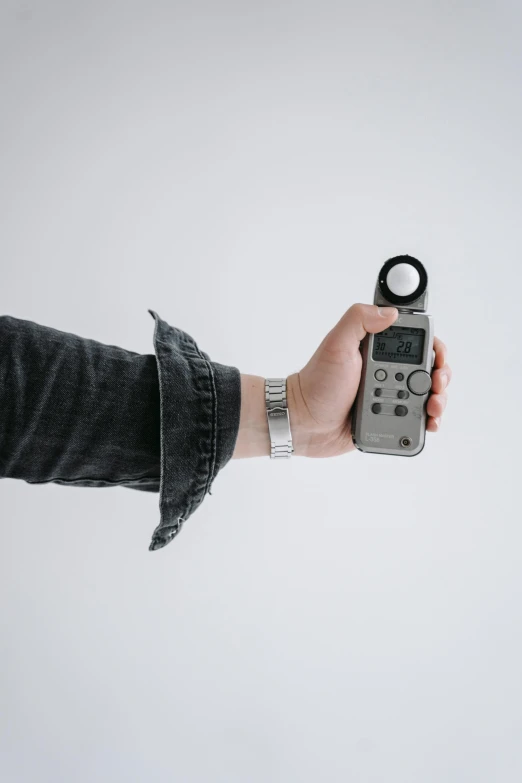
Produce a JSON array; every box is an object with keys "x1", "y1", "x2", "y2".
[
  {"x1": 0, "y1": 311, "x2": 241, "y2": 552},
  {"x1": 147, "y1": 310, "x2": 241, "y2": 551}
]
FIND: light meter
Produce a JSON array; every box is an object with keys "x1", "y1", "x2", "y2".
[{"x1": 351, "y1": 255, "x2": 434, "y2": 456}]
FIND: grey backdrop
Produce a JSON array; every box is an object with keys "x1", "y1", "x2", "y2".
[{"x1": 1, "y1": 1, "x2": 521, "y2": 781}]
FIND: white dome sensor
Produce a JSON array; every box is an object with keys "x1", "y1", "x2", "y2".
[{"x1": 386, "y1": 263, "x2": 421, "y2": 297}]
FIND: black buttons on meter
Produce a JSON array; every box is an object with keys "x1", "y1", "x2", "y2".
[
  {"x1": 371, "y1": 402, "x2": 409, "y2": 417},
  {"x1": 371, "y1": 355, "x2": 428, "y2": 418}
]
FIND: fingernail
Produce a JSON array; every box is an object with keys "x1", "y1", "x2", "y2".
[
  {"x1": 378, "y1": 307, "x2": 398, "y2": 318},
  {"x1": 435, "y1": 417, "x2": 441, "y2": 429},
  {"x1": 440, "y1": 373, "x2": 448, "y2": 390}
]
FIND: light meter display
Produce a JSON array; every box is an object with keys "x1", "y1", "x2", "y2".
[{"x1": 372, "y1": 326, "x2": 425, "y2": 365}]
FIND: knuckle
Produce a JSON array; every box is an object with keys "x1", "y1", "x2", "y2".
[{"x1": 350, "y1": 303, "x2": 368, "y2": 318}]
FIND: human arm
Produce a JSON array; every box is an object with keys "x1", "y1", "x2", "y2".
[
  {"x1": 0, "y1": 310, "x2": 240, "y2": 551},
  {"x1": 0, "y1": 304, "x2": 450, "y2": 552}
]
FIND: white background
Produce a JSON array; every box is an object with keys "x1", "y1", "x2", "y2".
[{"x1": 1, "y1": 1, "x2": 520, "y2": 781}]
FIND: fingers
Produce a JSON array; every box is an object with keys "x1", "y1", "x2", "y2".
[
  {"x1": 426, "y1": 416, "x2": 441, "y2": 433},
  {"x1": 324, "y1": 303, "x2": 398, "y2": 358},
  {"x1": 431, "y1": 366, "x2": 452, "y2": 394},
  {"x1": 433, "y1": 336, "x2": 447, "y2": 369},
  {"x1": 427, "y1": 360, "x2": 450, "y2": 431},
  {"x1": 429, "y1": 337, "x2": 451, "y2": 433},
  {"x1": 427, "y1": 391, "x2": 447, "y2": 419}
]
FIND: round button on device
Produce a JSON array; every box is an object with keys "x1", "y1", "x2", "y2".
[
  {"x1": 397, "y1": 390, "x2": 409, "y2": 399},
  {"x1": 374, "y1": 388, "x2": 383, "y2": 397},
  {"x1": 372, "y1": 403, "x2": 382, "y2": 414},
  {"x1": 395, "y1": 372, "x2": 404, "y2": 381},
  {"x1": 407, "y1": 370, "x2": 432, "y2": 396},
  {"x1": 395, "y1": 405, "x2": 408, "y2": 417},
  {"x1": 374, "y1": 369, "x2": 387, "y2": 381}
]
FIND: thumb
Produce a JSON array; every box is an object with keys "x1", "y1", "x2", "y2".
[{"x1": 323, "y1": 303, "x2": 398, "y2": 358}]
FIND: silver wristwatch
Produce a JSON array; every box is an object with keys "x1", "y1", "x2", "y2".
[{"x1": 265, "y1": 378, "x2": 294, "y2": 459}]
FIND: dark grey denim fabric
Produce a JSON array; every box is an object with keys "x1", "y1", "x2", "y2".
[{"x1": 0, "y1": 310, "x2": 241, "y2": 551}]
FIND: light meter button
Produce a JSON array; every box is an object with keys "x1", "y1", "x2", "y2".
[
  {"x1": 407, "y1": 370, "x2": 432, "y2": 396},
  {"x1": 395, "y1": 372, "x2": 404, "y2": 381},
  {"x1": 374, "y1": 369, "x2": 387, "y2": 381}
]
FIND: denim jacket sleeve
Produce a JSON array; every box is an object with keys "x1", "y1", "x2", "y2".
[{"x1": 0, "y1": 310, "x2": 241, "y2": 551}]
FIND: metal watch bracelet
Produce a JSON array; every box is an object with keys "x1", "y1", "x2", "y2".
[{"x1": 265, "y1": 378, "x2": 294, "y2": 459}]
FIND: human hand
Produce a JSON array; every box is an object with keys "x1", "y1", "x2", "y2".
[
  {"x1": 286, "y1": 303, "x2": 451, "y2": 457},
  {"x1": 233, "y1": 303, "x2": 451, "y2": 459}
]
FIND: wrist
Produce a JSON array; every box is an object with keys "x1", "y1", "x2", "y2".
[
  {"x1": 285, "y1": 373, "x2": 310, "y2": 457},
  {"x1": 232, "y1": 375, "x2": 269, "y2": 459}
]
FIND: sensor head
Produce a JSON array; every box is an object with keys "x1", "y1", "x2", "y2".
[
  {"x1": 376, "y1": 255, "x2": 428, "y2": 311},
  {"x1": 386, "y1": 263, "x2": 420, "y2": 297}
]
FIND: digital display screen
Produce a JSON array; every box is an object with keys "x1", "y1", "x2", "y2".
[{"x1": 372, "y1": 326, "x2": 426, "y2": 365}]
